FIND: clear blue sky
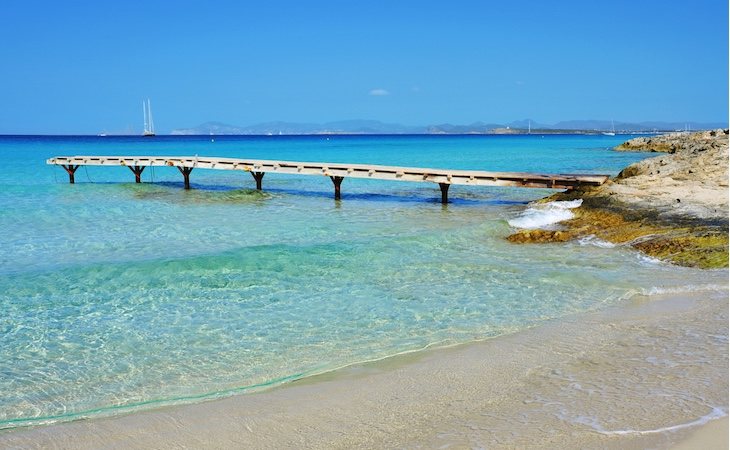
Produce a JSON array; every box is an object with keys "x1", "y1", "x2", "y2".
[{"x1": 1, "y1": 0, "x2": 727, "y2": 134}]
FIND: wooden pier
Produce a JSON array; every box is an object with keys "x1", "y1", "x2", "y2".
[{"x1": 47, "y1": 155, "x2": 609, "y2": 203}]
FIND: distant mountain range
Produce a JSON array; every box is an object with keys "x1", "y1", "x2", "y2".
[{"x1": 170, "y1": 119, "x2": 727, "y2": 135}]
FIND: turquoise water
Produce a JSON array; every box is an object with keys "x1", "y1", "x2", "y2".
[{"x1": 1, "y1": 135, "x2": 725, "y2": 429}]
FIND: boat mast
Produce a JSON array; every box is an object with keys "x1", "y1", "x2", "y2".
[
  {"x1": 143, "y1": 100, "x2": 148, "y2": 133},
  {"x1": 147, "y1": 99, "x2": 155, "y2": 134}
]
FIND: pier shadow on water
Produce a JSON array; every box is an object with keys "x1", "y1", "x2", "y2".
[
  {"x1": 114, "y1": 181, "x2": 530, "y2": 207},
  {"x1": 122, "y1": 182, "x2": 271, "y2": 205}
]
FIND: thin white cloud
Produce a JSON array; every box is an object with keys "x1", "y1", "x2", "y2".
[{"x1": 369, "y1": 88, "x2": 390, "y2": 96}]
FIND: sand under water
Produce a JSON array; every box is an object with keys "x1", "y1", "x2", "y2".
[{"x1": 1, "y1": 285, "x2": 726, "y2": 449}]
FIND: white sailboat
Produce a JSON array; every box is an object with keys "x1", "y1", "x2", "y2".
[
  {"x1": 142, "y1": 99, "x2": 155, "y2": 137},
  {"x1": 602, "y1": 120, "x2": 615, "y2": 136}
]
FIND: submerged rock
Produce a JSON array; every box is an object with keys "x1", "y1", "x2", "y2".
[
  {"x1": 632, "y1": 232, "x2": 729, "y2": 269},
  {"x1": 506, "y1": 229, "x2": 574, "y2": 243}
]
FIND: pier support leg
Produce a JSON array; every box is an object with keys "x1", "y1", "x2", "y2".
[
  {"x1": 177, "y1": 166, "x2": 194, "y2": 189},
  {"x1": 251, "y1": 171, "x2": 265, "y2": 190},
  {"x1": 439, "y1": 183, "x2": 450, "y2": 204},
  {"x1": 330, "y1": 176, "x2": 344, "y2": 200},
  {"x1": 62, "y1": 165, "x2": 79, "y2": 184},
  {"x1": 128, "y1": 165, "x2": 146, "y2": 183}
]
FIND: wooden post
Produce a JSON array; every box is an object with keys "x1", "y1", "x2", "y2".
[
  {"x1": 439, "y1": 183, "x2": 450, "y2": 204},
  {"x1": 330, "y1": 176, "x2": 344, "y2": 200},
  {"x1": 177, "y1": 166, "x2": 193, "y2": 189},
  {"x1": 62, "y1": 164, "x2": 79, "y2": 184},
  {"x1": 251, "y1": 171, "x2": 265, "y2": 190},
  {"x1": 128, "y1": 165, "x2": 146, "y2": 183}
]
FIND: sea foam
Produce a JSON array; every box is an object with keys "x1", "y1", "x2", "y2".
[
  {"x1": 508, "y1": 199, "x2": 583, "y2": 229},
  {"x1": 578, "y1": 406, "x2": 727, "y2": 436},
  {"x1": 577, "y1": 235, "x2": 616, "y2": 248}
]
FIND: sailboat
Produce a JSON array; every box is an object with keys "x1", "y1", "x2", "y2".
[
  {"x1": 602, "y1": 120, "x2": 616, "y2": 136},
  {"x1": 142, "y1": 99, "x2": 155, "y2": 137}
]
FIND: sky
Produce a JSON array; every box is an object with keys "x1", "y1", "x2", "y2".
[{"x1": 0, "y1": 0, "x2": 727, "y2": 134}]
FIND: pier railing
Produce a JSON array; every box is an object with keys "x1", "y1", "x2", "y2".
[{"x1": 48, "y1": 155, "x2": 609, "y2": 203}]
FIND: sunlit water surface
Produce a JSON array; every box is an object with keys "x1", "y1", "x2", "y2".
[{"x1": 1, "y1": 135, "x2": 725, "y2": 428}]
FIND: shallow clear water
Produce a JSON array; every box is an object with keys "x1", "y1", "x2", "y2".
[{"x1": 1, "y1": 134, "x2": 725, "y2": 428}]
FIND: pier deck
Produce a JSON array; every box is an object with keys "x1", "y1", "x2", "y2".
[{"x1": 48, "y1": 155, "x2": 609, "y2": 203}]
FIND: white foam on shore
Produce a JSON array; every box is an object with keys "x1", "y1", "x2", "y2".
[
  {"x1": 576, "y1": 406, "x2": 728, "y2": 436},
  {"x1": 641, "y1": 284, "x2": 730, "y2": 296},
  {"x1": 637, "y1": 254, "x2": 664, "y2": 265},
  {"x1": 577, "y1": 235, "x2": 616, "y2": 248},
  {"x1": 508, "y1": 199, "x2": 583, "y2": 229}
]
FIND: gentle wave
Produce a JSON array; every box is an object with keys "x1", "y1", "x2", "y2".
[
  {"x1": 583, "y1": 406, "x2": 727, "y2": 436},
  {"x1": 508, "y1": 199, "x2": 583, "y2": 229},
  {"x1": 577, "y1": 234, "x2": 616, "y2": 248},
  {"x1": 0, "y1": 370, "x2": 308, "y2": 430},
  {"x1": 641, "y1": 284, "x2": 730, "y2": 296},
  {"x1": 636, "y1": 254, "x2": 665, "y2": 265}
]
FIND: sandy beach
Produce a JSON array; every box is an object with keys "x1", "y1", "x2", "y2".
[{"x1": 1, "y1": 283, "x2": 726, "y2": 449}]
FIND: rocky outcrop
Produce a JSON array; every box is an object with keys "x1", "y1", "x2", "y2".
[
  {"x1": 608, "y1": 130, "x2": 729, "y2": 223},
  {"x1": 508, "y1": 129, "x2": 729, "y2": 268},
  {"x1": 615, "y1": 128, "x2": 728, "y2": 153}
]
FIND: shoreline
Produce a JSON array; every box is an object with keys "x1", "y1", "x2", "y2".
[{"x1": 2, "y1": 283, "x2": 727, "y2": 449}]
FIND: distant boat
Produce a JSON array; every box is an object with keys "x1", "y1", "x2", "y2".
[
  {"x1": 142, "y1": 99, "x2": 155, "y2": 137},
  {"x1": 603, "y1": 120, "x2": 616, "y2": 136}
]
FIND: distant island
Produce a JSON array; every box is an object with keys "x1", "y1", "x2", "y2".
[{"x1": 169, "y1": 119, "x2": 727, "y2": 136}]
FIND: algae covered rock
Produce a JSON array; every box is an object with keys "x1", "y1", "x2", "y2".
[
  {"x1": 506, "y1": 229, "x2": 574, "y2": 244},
  {"x1": 632, "y1": 232, "x2": 729, "y2": 269}
]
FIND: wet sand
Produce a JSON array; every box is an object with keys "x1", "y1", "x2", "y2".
[
  {"x1": 672, "y1": 417, "x2": 728, "y2": 449},
  {"x1": 1, "y1": 284, "x2": 727, "y2": 449}
]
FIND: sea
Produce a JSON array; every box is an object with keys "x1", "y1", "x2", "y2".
[{"x1": 0, "y1": 134, "x2": 726, "y2": 429}]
